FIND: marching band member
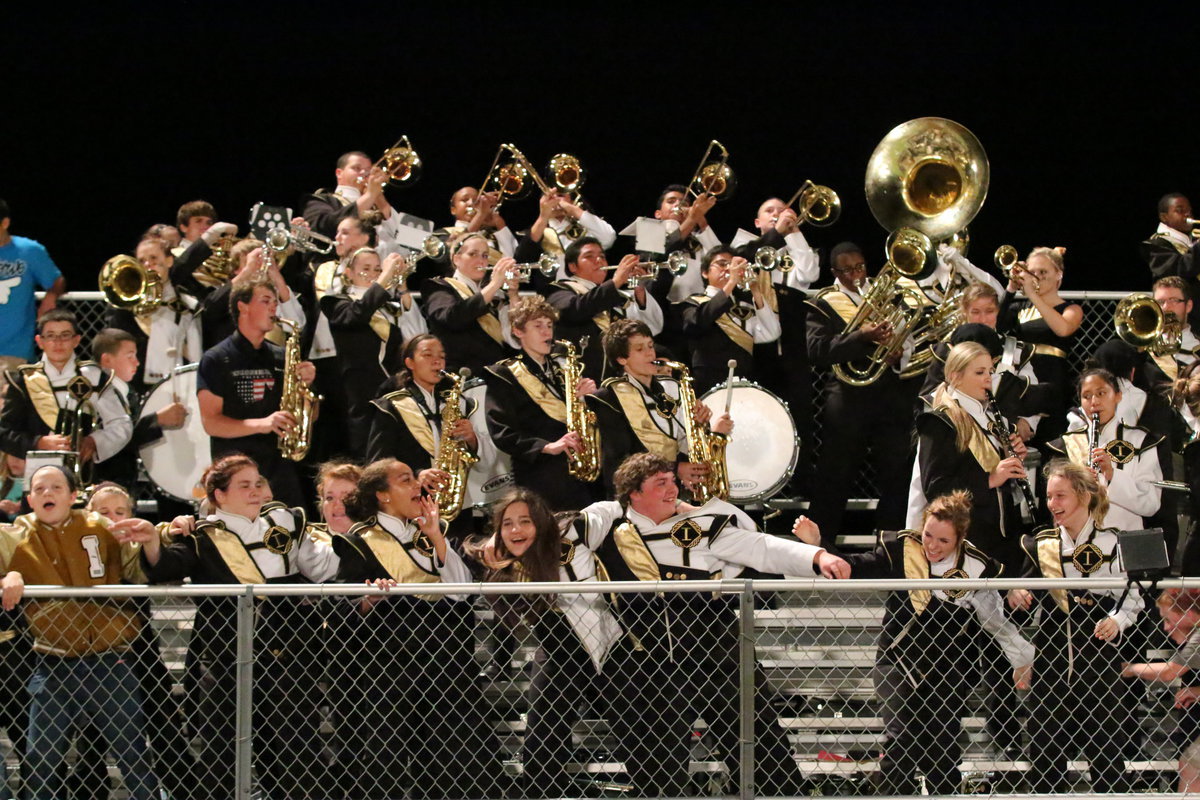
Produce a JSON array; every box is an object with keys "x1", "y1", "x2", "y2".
[
  {"x1": 587, "y1": 318, "x2": 731, "y2": 497},
  {"x1": 172, "y1": 199, "x2": 216, "y2": 255},
  {"x1": 677, "y1": 245, "x2": 780, "y2": 393},
  {"x1": 796, "y1": 492, "x2": 1034, "y2": 794},
  {"x1": 317, "y1": 461, "x2": 361, "y2": 537},
  {"x1": 333, "y1": 459, "x2": 503, "y2": 799},
  {"x1": 804, "y1": 242, "x2": 917, "y2": 545},
  {"x1": 446, "y1": 186, "x2": 517, "y2": 258},
  {"x1": 1046, "y1": 367, "x2": 1164, "y2": 531},
  {"x1": 320, "y1": 246, "x2": 427, "y2": 456},
  {"x1": 515, "y1": 190, "x2": 617, "y2": 282},
  {"x1": 1142, "y1": 193, "x2": 1200, "y2": 328},
  {"x1": 466, "y1": 488, "x2": 625, "y2": 798},
  {"x1": 580, "y1": 453, "x2": 849, "y2": 797},
  {"x1": 1009, "y1": 459, "x2": 1142, "y2": 794},
  {"x1": 0, "y1": 310, "x2": 132, "y2": 473},
  {"x1": 104, "y1": 235, "x2": 202, "y2": 392},
  {"x1": 654, "y1": 185, "x2": 720, "y2": 302},
  {"x1": 196, "y1": 276, "x2": 316, "y2": 507},
  {"x1": 910, "y1": 341, "x2": 1029, "y2": 571},
  {"x1": 424, "y1": 232, "x2": 519, "y2": 376},
  {"x1": 301, "y1": 150, "x2": 388, "y2": 238},
  {"x1": 484, "y1": 296, "x2": 599, "y2": 511},
  {"x1": 1, "y1": 465, "x2": 161, "y2": 800},
  {"x1": 168, "y1": 200, "x2": 238, "y2": 301},
  {"x1": 1141, "y1": 276, "x2": 1200, "y2": 397},
  {"x1": 130, "y1": 454, "x2": 338, "y2": 800},
  {"x1": 997, "y1": 246, "x2": 1083, "y2": 443},
  {"x1": 545, "y1": 237, "x2": 664, "y2": 380}
]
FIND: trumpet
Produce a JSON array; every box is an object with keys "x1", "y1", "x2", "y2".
[
  {"x1": 995, "y1": 244, "x2": 1040, "y2": 293},
  {"x1": 386, "y1": 237, "x2": 445, "y2": 293},
  {"x1": 603, "y1": 251, "x2": 689, "y2": 288},
  {"x1": 752, "y1": 246, "x2": 794, "y2": 274},
  {"x1": 264, "y1": 224, "x2": 335, "y2": 255},
  {"x1": 1189, "y1": 218, "x2": 1200, "y2": 240},
  {"x1": 685, "y1": 139, "x2": 735, "y2": 202},
  {"x1": 776, "y1": 180, "x2": 841, "y2": 228},
  {"x1": 499, "y1": 253, "x2": 558, "y2": 290},
  {"x1": 371, "y1": 135, "x2": 422, "y2": 187}
]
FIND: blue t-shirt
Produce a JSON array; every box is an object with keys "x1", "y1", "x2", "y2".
[{"x1": 0, "y1": 236, "x2": 61, "y2": 360}]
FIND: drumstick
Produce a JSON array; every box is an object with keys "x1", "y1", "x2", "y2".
[
  {"x1": 166, "y1": 346, "x2": 180, "y2": 403},
  {"x1": 723, "y1": 359, "x2": 736, "y2": 415}
]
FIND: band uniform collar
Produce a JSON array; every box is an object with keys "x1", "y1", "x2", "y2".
[
  {"x1": 1059, "y1": 516, "x2": 1096, "y2": 547},
  {"x1": 40, "y1": 353, "x2": 77, "y2": 382},
  {"x1": 335, "y1": 184, "x2": 362, "y2": 202},
  {"x1": 375, "y1": 511, "x2": 415, "y2": 540},
  {"x1": 1157, "y1": 222, "x2": 1192, "y2": 249},
  {"x1": 945, "y1": 386, "x2": 989, "y2": 428},
  {"x1": 213, "y1": 508, "x2": 264, "y2": 534},
  {"x1": 452, "y1": 269, "x2": 482, "y2": 293}
]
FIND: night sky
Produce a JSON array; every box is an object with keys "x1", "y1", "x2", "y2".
[{"x1": 5, "y1": 6, "x2": 1193, "y2": 292}]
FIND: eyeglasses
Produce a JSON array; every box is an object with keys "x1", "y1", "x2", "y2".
[
  {"x1": 833, "y1": 262, "x2": 867, "y2": 275},
  {"x1": 39, "y1": 332, "x2": 79, "y2": 342}
]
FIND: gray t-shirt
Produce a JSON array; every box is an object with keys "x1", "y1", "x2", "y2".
[{"x1": 1177, "y1": 627, "x2": 1200, "y2": 670}]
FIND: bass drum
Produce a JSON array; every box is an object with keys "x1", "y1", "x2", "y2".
[
  {"x1": 700, "y1": 381, "x2": 798, "y2": 503},
  {"x1": 463, "y1": 378, "x2": 515, "y2": 509},
  {"x1": 138, "y1": 364, "x2": 210, "y2": 504}
]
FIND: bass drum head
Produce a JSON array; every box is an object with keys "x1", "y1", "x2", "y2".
[
  {"x1": 700, "y1": 381, "x2": 798, "y2": 503},
  {"x1": 463, "y1": 379, "x2": 514, "y2": 508},
  {"x1": 138, "y1": 364, "x2": 210, "y2": 504}
]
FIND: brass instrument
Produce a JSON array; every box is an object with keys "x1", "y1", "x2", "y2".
[
  {"x1": 752, "y1": 246, "x2": 795, "y2": 275},
  {"x1": 899, "y1": 284, "x2": 966, "y2": 381},
  {"x1": 558, "y1": 338, "x2": 600, "y2": 482},
  {"x1": 479, "y1": 143, "x2": 555, "y2": 211},
  {"x1": 685, "y1": 139, "x2": 735, "y2": 202},
  {"x1": 99, "y1": 254, "x2": 163, "y2": 316},
  {"x1": 501, "y1": 253, "x2": 558, "y2": 291},
  {"x1": 1114, "y1": 292, "x2": 1182, "y2": 356},
  {"x1": 265, "y1": 224, "x2": 335, "y2": 255},
  {"x1": 865, "y1": 117, "x2": 990, "y2": 252},
  {"x1": 602, "y1": 251, "x2": 688, "y2": 289},
  {"x1": 276, "y1": 318, "x2": 321, "y2": 461},
  {"x1": 838, "y1": 118, "x2": 991, "y2": 386},
  {"x1": 372, "y1": 135, "x2": 422, "y2": 186},
  {"x1": 547, "y1": 153, "x2": 588, "y2": 239},
  {"x1": 194, "y1": 235, "x2": 239, "y2": 287},
  {"x1": 780, "y1": 180, "x2": 841, "y2": 227},
  {"x1": 654, "y1": 359, "x2": 728, "y2": 502},
  {"x1": 1189, "y1": 217, "x2": 1200, "y2": 240},
  {"x1": 432, "y1": 369, "x2": 478, "y2": 521},
  {"x1": 387, "y1": 235, "x2": 447, "y2": 292},
  {"x1": 994, "y1": 244, "x2": 1040, "y2": 293}
]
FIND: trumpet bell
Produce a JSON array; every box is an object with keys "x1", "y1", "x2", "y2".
[
  {"x1": 1114, "y1": 292, "x2": 1165, "y2": 351},
  {"x1": 865, "y1": 117, "x2": 990, "y2": 242},
  {"x1": 548, "y1": 153, "x2": 585, "y2": 193},
  {"x1": 265, "y1": 228, "x2": 291, "y2": 252},
  {"x1": 799, "y1": 183, "x2": 842, "y2": 227},
  {"x1": 886, "y1": 227, "x2": 935, "y2": 277},
  {"x1": 994, "y1": 244, "x2": 1019, "y2": 278},
  {"x1": 666, "y1": 250, "x2": 689, "y2": 276},
  {"x1": 421, "y1": 235, "x2": 446, "y2": 260}
]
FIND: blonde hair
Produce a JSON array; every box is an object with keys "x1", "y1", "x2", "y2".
[
  {"x1": 921, "y1": 490, "x2": 973, "y2": 543},
  {"x1": 932, "y1": 341, "x2": 992, "y2": 452},
  {"x1": 1044, "y1": 459, "x2": 1109, "y2": 526},
  {"x1": 1026, "y1": 246, "x2": 1064, "y2": 272},
  {"x1": 87, "y1": 482, "x2": 132, "y2": 513}
]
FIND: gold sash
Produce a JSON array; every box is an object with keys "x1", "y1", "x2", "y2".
[
  {"x1": 360, "y1": 526, "x2": 441, "y2": 600},
  {"x1": 820, "y1": 289, "x2": 859, "y2": 324},
  {"x1": 613, "y1": 521, "x2": 660, "y2": 582},
  {"x1": 1153, "y1": 232, "x2": 1191, "y2": 256},
  {"x1": 508, "y1": 360, "x2": 567, "y2": 423},
  {"x1": 1017, "y1": 306, "x2": 1043, "y2": 325},
  {"x1": 542, "y1": 226, "x2": 564, "y2": 256},
  {"x1": 1152, "y1": 352, "x2": 1179, "y2": 381},
  {"x1": 1036, "y1": 534, "x2": 1069, "y2": 612},
  {"x1": 610, "y1": 381, "x2": 678, "y2": 459},
  {"x1": 369, "y1": 309, "x2": 391, "y2": 343},
  {"x1": 561, "y1": 280, "x2": 612, "y2": 332},
  {"x1": 206, "y1": 527, "x2": 267, "y2": 585},
  {"x1": 23, "y1": 369, "x2": 62, "y2": 430},
  {"x1": 957, "y1": 414, "x2": 1001, "y2": 472},
  {"x1": 314, "y1": 260, "x2": 339, "y2": 300},
  {"x1": 1062, "y1": 431, "x2": 1090, "y2": 468},
  {"x1": 444, "y1": 278, "x2": 505, "y2": 344},
  {"x1": 901, "y1": 534, "x2": 931, "y2": 614},
  {"x1": 388, "y1": 394, "x2": 437, "y2": 456},
  {"x1": 693, "y1": 294, "x2": 754, "y2": 353}
]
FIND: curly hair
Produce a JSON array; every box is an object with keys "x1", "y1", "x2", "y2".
[
  {"x1": 613, "y1": 453, "x2": 675, "y2": 506},
  {"x1": 343, "y1": 459, "x2": 398, "y2": 522}
]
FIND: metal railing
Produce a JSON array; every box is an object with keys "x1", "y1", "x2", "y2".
[{"x1": 7, "y1": 577, "x2": 1197, "y2": 799}]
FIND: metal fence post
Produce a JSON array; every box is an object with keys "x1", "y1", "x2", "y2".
[
  {"x1": 235, "y1": 587, "x2": 255, "y2": 800},
  {"x1": 738, "y1": 581, "x2": 756, "y2": 800}
]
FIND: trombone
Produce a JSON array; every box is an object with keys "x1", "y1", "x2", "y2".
[
  {"x1": 547, "y1": 153, "x2": 588, "y2": 239},
  {"x1": 478, "y1": 143, "x2": 554, "y2": 212},
  {"x1": 778, "y1": 180, "x2": 841, "y2": 228},
  {"x1": 685, "y1": 139, "x2": 735, "y2": 202},
  {"x1": 372, "y1": 135, "x2": 422, "y2": 187}
]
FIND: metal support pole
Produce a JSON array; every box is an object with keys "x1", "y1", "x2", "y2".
[
  {"x1": 738, "y1": 582, "x2": 756, "y2": 800},
  {"x1": 235, "y1": 587, "x2": 255, "y2": 800}
]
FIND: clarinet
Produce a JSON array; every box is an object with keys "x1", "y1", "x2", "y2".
[
  {"x1": 985, "y1": 390, "x2": 1038, "y2": 519},
  {"x1": 1088, "y1": 411, "x2": 1102, "y2": 473}
]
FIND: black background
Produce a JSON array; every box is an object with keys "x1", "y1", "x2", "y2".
[{"x1": 4, "y1": 5, "x2": 1195, "y2": 291}]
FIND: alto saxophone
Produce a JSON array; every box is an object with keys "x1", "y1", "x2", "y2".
[
  {"x1": 432, "y1": 369, "x2": 478, "y2": 521},
  {"x1": 276, "y1": 318, "x2": 320, "y2": 461},
  {"x1": 654, "y1": 359, "x2": 729, "y2": 502},
  {"x1": 556, "y1": 338, "x2": 601, "y2": 482}
]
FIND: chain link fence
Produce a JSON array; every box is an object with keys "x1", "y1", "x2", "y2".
[{"x1": 5, "y1": 577, "x2": 1196, "y2": 799}]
